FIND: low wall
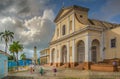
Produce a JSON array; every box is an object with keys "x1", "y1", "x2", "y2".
[
  {"x1": 91, "y1": 64, "x2": 114, "y2": 72},
  {"x1": 8, "y1": 66, "x2": 29, "y2": 73},
  {"x1": 103, "y1": 58, "x2": 120, "y2": 65}
]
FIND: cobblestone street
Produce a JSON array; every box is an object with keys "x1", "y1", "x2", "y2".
[{"x1": 7, "y1": 65, "x2": 120, "y2": 79}]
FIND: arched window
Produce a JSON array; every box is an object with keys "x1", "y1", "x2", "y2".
[{"x1": 62, "y1": 25, "x2": 66, "y2": 35}]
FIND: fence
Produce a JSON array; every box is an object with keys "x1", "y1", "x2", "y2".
[{"x1": 8, "y1": 60, "x2": 32, "y2": 72}]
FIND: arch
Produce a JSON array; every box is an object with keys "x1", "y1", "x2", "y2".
[
  {"x1": 62, "y1": 25, "x2": 66, "y2": 35},
  {"x1": 91, "y1": 39, "x2": 100, "y2": 63},
  {"x1": 51, "y1": 48, "x2": 55, "y2": 63},
  {"x1": 76, "y1": 40, "x2": 85, "y2": 63},
  {"x1": 61, "y1": 45, "x2": 67, "y2": 64}
]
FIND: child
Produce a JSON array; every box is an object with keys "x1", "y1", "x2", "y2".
[{"x1": 29, "y1": 64, "x2": 33, "y2": 74}]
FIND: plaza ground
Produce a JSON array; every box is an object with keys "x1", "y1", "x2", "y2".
[{"x1": 5, "y1": 65, "x2": 120, "y2": 79}]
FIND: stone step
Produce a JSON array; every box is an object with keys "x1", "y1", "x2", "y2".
[{"x1": 74, "y1": 64, "x2": 84, "y2": 70}]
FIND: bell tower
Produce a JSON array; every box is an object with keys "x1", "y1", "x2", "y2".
[{"x1": 33, "y1": 46, "x2": 38, "y2": 65}]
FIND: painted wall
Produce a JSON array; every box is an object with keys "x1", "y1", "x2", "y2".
[
  {"x1": 0, "y1": 54, "x2": 8, "y2": 79},
  {"x1": 105, "y1": 27, "x2": 120, "y2": 59}
]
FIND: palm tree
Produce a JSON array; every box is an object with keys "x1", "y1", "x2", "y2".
[
  {"x1": 8, "y1": 55, "x2": 14, "y2": 60},
  {"x1": 9, "y1": 41, "x2": 24, "y2": 61},
  {"x1": 9, "y1": 44, "x2": 16, "y2": 61},
  {"x1": 0, "y1": 30, "x2": 14, "y2": 53},
  {"x1": 20, "y1": 53, "x2": 26, "y2": 60}
]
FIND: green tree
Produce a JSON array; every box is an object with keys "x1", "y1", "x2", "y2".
[
  {"x1": 8, "y1": 55, "x2": 14, "y2": 60},
  {"x1": 9, "y1": 44, "x2": 16, "y2": 61},
  {"x1": 20, "y1": 53, "x2": 26, "y2": 60},
  {"x1": 0, "y1": 30, "x2": 14, "y2": 53},
  {"x1": 9, "y1": 41, "x2": 24, "y2": 61}
]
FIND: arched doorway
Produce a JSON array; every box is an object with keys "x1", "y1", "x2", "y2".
[
  {"x1": 91, "y1": 39, "x2": 100, "y2": 63},
  {"x1": 62, "y1": 45, "x2": 67, "y2": 64},
  {"x1": 51, "y1": 49, "x2": 55, "y2": 63},
  {"x1": 77, "y1": 40, "x2": 85, "y2": 63}
]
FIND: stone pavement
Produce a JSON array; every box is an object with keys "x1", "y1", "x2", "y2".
[{"x1": 8, "y1": 65, "x2": 120, "y2": 79}]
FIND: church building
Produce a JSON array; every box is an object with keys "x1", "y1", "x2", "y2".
[{"x1": 47, "y1": 5, "x2": 120, "y2": 70}]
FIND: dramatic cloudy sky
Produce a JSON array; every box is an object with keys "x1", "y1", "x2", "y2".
[{"x1": 0, "y1": 0, "x2": 120, "y2": 59}]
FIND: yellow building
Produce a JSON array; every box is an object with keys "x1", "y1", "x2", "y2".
[
  {"x1": 40, "y1": 48, "x2": 50, "y2": 64},
  {"x1": 47, "y1": 5, "x2": 120, "y2": 70}
]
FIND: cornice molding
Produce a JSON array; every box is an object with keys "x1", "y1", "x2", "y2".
[{"x1": 50, "y1": 26, "x2": 103, "y2": 45}]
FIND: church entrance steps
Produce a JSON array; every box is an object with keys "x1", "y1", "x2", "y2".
[
  {"x1": 117, "y1": 66, "x2": 120, "y2": 71},
  {"x1": 74, "y1": 63, "x2": 84, "y2": 70},
  {"x1": 58, "y1": 63, "x2": 67, "y2": 68}
]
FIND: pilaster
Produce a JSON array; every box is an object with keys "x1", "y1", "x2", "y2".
[
  {"x1": 84, "y1": 34, "x2": 91, "y2": 70},
  {"x1": 67, "y1": 16, "x2": 70, "y2": 34},
  {"x1": 72, "y1": 14, "x2": 75, "y2": 32},
  {"x1": 100, "y1": 31, "x2": 105, "y2": 61},
  {"x1": 85, "y1": 34, "x2": 91, "y2": 62}
]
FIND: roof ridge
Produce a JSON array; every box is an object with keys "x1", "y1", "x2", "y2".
[
  {"x1": 89, "y1": 19, "x2": 120, "y2": 25},
  {"x1": 63, "y1": 5, "x2": 89, "y2": 10}
]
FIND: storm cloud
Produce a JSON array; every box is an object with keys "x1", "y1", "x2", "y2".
[{"x1": 0, "y1": 0, "x2": 55, "y2": 58}]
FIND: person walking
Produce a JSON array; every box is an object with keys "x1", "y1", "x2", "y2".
[
  {"x1": 53, "y1": 66, "x2": 57, "y2": 76},
  {"x1": 32, "y1": 64, "x2": 35, "y2": 72},
  {"x1": 39, "y1": 67, "x2": 44, "y2": 76},
  {"x1": 113, "y1": 60, "x2": 118, "y2": 72},
  {"x1": 29, "y1": 64, "x2": 33, "y2": 74}
]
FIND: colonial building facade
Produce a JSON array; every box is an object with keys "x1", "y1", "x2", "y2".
[
  {"x1": 40, "y1": 48, "x2": 50, "y2": 64},
  {"x1": 48, "y1": 5, "x2": 120, "y2": 69}
]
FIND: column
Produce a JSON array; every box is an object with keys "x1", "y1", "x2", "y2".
[
  {"x1": 49, "y1": 48, "x2": 52, "y2": 65},
  {"x1": 71, "y1": 39, "x2": 75, "y2": 67},
  {"x1": 85, "y1": 34, "x2": 91, "y2": 62},
  {"x1": 72, "y1": 14, "x2": 75, "y2": 32},
  {"x1": 58, "y1": 45, "x2": 62, "y2": 66},
  {"x1": 84, "y1": 34, "x2": 91, "y2": 70},
  {"x1": 55, "y1": 46, "x2": 57, "y2": 63},
  {"x1": 67, "y1": 16, "x2": 70, "y2": 34},
  {"x1": 55, "y1": 46, "x2": 58, "y2": 66},
  {"x1": 67, "y1": 41, "x2": 70, "y2": 67}
]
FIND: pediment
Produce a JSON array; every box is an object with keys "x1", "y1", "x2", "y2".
[
  {"x1": 54, "y1": 7, "x2": 73, "y2": 22},
  {"x1": 54, "y1": 5, "x2": 89, "y2": 23}
]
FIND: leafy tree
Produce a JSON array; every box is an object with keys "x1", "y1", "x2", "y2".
[
  {"x1": 20, "y1": 53, "x2": 26, "y2": 60},
  {"x1": 0, "y1": 30, "x2": 14, "y2": 53}
]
